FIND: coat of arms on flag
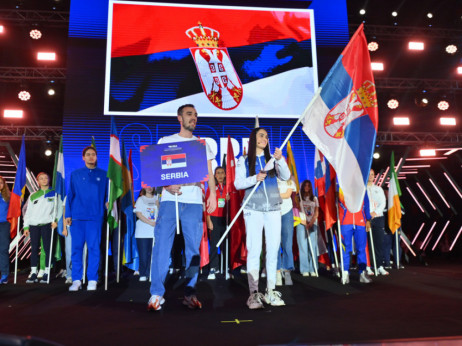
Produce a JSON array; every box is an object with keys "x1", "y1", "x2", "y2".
[
  {"x1": 324, "y1": 80, "x2": 377, "y2": 139},
  {"x1": 186, "y1": 21, "x2": 243, "y2": 110}
]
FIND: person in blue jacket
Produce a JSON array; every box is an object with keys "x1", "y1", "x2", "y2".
[
  {"x1": 65, "y1": 146, "x2": 108, "y2": 291},
  {"x1": 0, "y1": 176, "x2": 11, "y2": 284}
]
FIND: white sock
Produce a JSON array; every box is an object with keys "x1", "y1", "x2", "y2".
[
  {"x1": 45, "y1": 267, "x2": 50, "y2": 274},
  {"x1": 31, "y1": 267, "x2": 37, "y2": 274}
]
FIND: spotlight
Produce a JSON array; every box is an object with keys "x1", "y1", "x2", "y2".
[
  {"x1": 387, "y1": 99, "x2": 399, "y2": 109},
  {"x1": 29, "y1": 29, "x2": 42, "y2": 39},
  {"x1": 371, "y1": 62, "x2": 384, "y2": 71},
  {"x1": 368, "y1": 41, "x2": 379, "y2": 52},
  {"x1": 392, "y1": 11, "x2": 398, "y2": 17},
  {"x1": 437, "y1": 100, "x2": 449, "y2": 111},
  {"x1": 44, "y1": 149, "x2": 53, "y2": 157},
  {"x1": 48, "y1": 88, "x2": 55, "y2": 96},
  {"x1": 458, "y1": 66, "x2": 462, "y2": 74},
  {"x1": 415, "y1": 97, "x2": 429, "y2": 107},
  {"x1": 18, "y1": 90, "x2": 31, "y2": 101},
  {"x1": 440, "y1": 117, "x2": 456, "y2": 126},
  {"x1": 393, "y1": 117, "x2": 410, "y2": 125},
  {"x1": 409, "y1": 42, "x2": 424, "y2": 50},
  {"x1": 359, "y1": 9, "x2": 366, "y2": 15},
  {"x1": 373, "y1": 152, "x2": 380, "y2": 159},
  {"x1": 420, "y1": 149, "x2": 436, "y2": 157},
  {"x1": 3, "y1": 110, "x2": 23, "y2": 118},
  {"x1": 0, "y1": 25, "x2": 4, "y2": 34},
  {"x1": 446, "y1": 45, "x2": 457, "y2": 54},
  {"x1": 427, "y1": 13, "x2": 433, "y2": 18},
  {"x1": 37, "y1": 52, "x2": 56, "y2": 61}
]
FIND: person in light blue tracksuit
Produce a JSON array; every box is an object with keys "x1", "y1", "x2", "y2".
[{"x1": 65, "y1": 146, "x2": 107, "y2": 291}]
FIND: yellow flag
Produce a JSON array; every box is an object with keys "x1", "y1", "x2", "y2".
[{"x1": 286, "y1": 140, "x2": 299, "y2": 192}]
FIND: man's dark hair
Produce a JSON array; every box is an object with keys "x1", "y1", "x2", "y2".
[
  {"x1": 82, "y1": 146, "x2": 97, "y2": 157},
  {"x1": 177, "y1": 104, "x2": 196, "y2": 116}
]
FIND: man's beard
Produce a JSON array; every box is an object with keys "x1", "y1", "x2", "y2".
[{"x1": 182, "y1": 121, "x2": 196, "y2": 132}]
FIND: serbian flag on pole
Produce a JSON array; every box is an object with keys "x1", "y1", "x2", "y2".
[
  {"x1": 226, "y1": 136, "x2": 247, "y2": 270},
  {"x1": 7, "y1": 135, "x2": 26, "y2": 239},
  {"x1": 314, "y1": 148, "x2": 337, "y2": 230},
  {"x1": 302, "y1": 24, "x2": 378, "y2": 213},
  {"x1": 388, "y1": 151, "x2": 402, "y2": 234}
]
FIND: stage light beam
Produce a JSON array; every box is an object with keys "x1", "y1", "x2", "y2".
[
  {"x1": 3, "y1": 110, "x2": 23, "y2": 118},
  {"x1": 440, "y1": 117, "x2": 456, "y2": 125},
  {"x1": 449, "y1": 225, "x2": 462, "y2": 251},
  {"x1": 409, "y1": 42, "x2": 424, "y2": 50},
  {"x1": 37, "y1": 52, "x2": 56, "y2": 61},
  {"x1": 416, "y1": 182, "x2": 437, "y2": 210},
  {"x1": 412, "y1": 222, "x2": 426, "y2": 245},
  {"x1": 432, "y1": 221, "x2": 450, "y2": 251},
  {"x1": 421, "y1": 221, "x2": 437, "y2": 250},
  {"x1": 393, "y1": 117, "x2": 410, "y2": 125}
]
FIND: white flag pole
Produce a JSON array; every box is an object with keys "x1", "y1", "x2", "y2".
[
  {"x1": 329, "y1": 228, "x2": 340, "y2": 276},
  {"x1": 105, "y1": 180, "x2": 111, "y2": 291},
  {"x1": 47, "y1": 227, "x2": 55, "y2": 284},
  {"x1": 217, "y1": 88, "x2": 322, "y2": 248},
  {"x1": 14, "y1": 217, "x2": 20, "y2": 284},
  {"x1": 306, "y1": 226, "x2": 318, "y2": 277},
  {"x1": 368, "y1": 229, "x2": 378, "y2": 276},
  {"x1": 175, "y1": 193, "x2": 180, "y2": 235},
  {"x1": 83, "y1": 243, "x2": 87, "y2": 284},
  {"x1": 335, "y1": 200, "x2": 346, "y2": 284},
  {"x1": 117, "y1": 214, "x2": 121, "y2": 283},
  {"x1": 395, "y1": 228, "x2": 400, "y2": 269}
]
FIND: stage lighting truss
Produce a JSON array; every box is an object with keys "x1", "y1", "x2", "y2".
[
  {"x1": 18, "y1": 90, "x2": 31, "y2": 101},
  {"x1": 368, "y1": 41, "x2": 379, "y2": 51},
  {"x1": 437, "y1": 100, "x2": 449, "y2": 110},
  {"x1": 387, "y1": 98, "x2": 399, "y2": 109},
  {"x1": 29, "y1": 29, "x2": 42, "y2": 40},
  {"x1": 445, "y1": 45, "x2": 457, "y2": 54}
]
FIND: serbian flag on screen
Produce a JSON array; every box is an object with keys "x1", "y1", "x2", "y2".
[
  {"x1": 7, "y1": 136, "x2": 26, "y2": 239},
  {"x1": 107, "y1": 2, "x2": 314, "y2": 116},
  {"x1": 302, "y1": 24, "x2": 378, "y2": 213},
  {"x1": 314, "y1": 148, "x2": 337, "y2": 230}
]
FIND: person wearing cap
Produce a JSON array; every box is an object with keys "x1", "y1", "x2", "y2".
[
  {"x1": 23, "y1": 172, "x2": 63, "y2": 284},
  {"x1": 65, "y1": 146, "x2": 108, "y2": 291}
]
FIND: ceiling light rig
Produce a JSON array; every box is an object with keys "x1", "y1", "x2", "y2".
[
  {"x1": 18, "y1": 90, "x2": 31, "y2": 101},
  {"x1": 387, "y1": 99, "x2": 399, "y2": 109},
  {"x1": 30, "y1": 29, "x2": 42, "y2": 39},
  {"x1": 368, "y1": 41, "x2": 379, "y2": 52},
  {"x1": 445, "y1": 45, "x2": 457, "y2": 54},
  {"x1": 437, "y1": 100, "x2": 449, "y2": 111}
]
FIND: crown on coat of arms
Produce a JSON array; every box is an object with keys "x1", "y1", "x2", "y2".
[
  {"x1": 186, "y1": 21, "x2": 220, "y2": 48},
  {"x1": 357, "y1": 80, "x2": 377, "y2": 108}
]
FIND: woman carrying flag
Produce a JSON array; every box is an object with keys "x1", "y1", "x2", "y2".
[{"x1": 235, "y1": 127, "x2": 290, "y2": 309}]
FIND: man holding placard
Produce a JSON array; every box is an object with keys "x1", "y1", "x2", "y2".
[{"x1": 147, "y1": 104, "x2": 216, "y2": 311}]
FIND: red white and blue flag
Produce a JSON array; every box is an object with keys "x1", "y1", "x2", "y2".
[
  {"x1": 161, "y1": 153, "x2": 187, "y2": 169},
  {"x1": 105, "y1": 2, "x2": 316, "y2": 117},
  {"x1": 302, "y1": 24, "x2": 378, "y2": 213},
  {"x1": 314, "y1": 148, "x2": 337, "y2": 230},
  {"x1": 7, "y1": 135, "x2": 26, "y2": 238}
]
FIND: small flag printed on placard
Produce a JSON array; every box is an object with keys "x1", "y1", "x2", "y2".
[{"x1": 161, "y1": 153, "x2": 187, "y2": 169}]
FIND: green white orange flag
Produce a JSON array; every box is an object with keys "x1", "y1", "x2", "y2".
[
  {"x1": 107, "y1": 117, "x2": 123, "y2": 230},
  {"x1": 388, "y1": 151, "x2": 402, "y2": 234}
]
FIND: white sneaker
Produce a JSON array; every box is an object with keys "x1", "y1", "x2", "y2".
[
  {"x1": 139, "y1": 276, "x2": 147, "y2": 282},
  {"x1": 147, "y1": 295, "x2": 165, "y2": 311},
  {"x1": 37, "y1": 269, "x2": 45, "y2": 279},
  {"x1": 263, "y1": 289, "x2": 285, "y2": 306},
  {"x1": 276, "y1": 271, "x2": 283, "y2": 286},
  {"x1": 69, "y1": 280, "x2": 82, "y2": 291},
  {"x1": 359, "y1": 271, "x2": 373, "y2": 283},
  {"x1": 134, "y1": 271, "x2": 140, "y2": 276},
  {"x1": 366, "y1": 267, "x2": 375, "y2": 276},
  {"x1": 378, "y1": 266, "x2": 390, "y2": 276},
  {"x1": 207, "y1": 272, "x2": 216, "y2": 280},
  {"x1": 341, "y1": 271, "x2": 350, "y2": 285},
  {"x1": 65, "y1": 277, "x2": 73, "y2": 284},
  {"x1": 301, "y1": 272, "x2": 309, "y2": 277},
  {"x1": 87, "y1": 280, "x2": 97, "y2": 291},
  {"x1": 309, "y1": 272, "x2": 317, "y2": 277},
  {"x1": 247, "y1": 291, "x2": 265, "y2": 309}
]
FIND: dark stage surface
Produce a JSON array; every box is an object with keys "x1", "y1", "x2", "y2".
[{"x1": 1, "y1": 260, "x2": 462, "y2": 346}]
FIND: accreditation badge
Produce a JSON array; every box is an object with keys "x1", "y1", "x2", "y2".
[{"x1": 218, "y1": 198, "x2": 225, "y2": 208}]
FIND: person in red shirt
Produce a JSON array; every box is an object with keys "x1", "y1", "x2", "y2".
[{"x1": 206, "y1": 166, "x2": 229, "y2": 279}]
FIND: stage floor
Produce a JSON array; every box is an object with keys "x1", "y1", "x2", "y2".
[{"x1": 1, "y1": 259, "x2": 462, "y2": 346}]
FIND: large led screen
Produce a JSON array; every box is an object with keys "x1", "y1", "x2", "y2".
[{"x1": 104, "y1": 1, "x2": 318, "y2": 118}]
